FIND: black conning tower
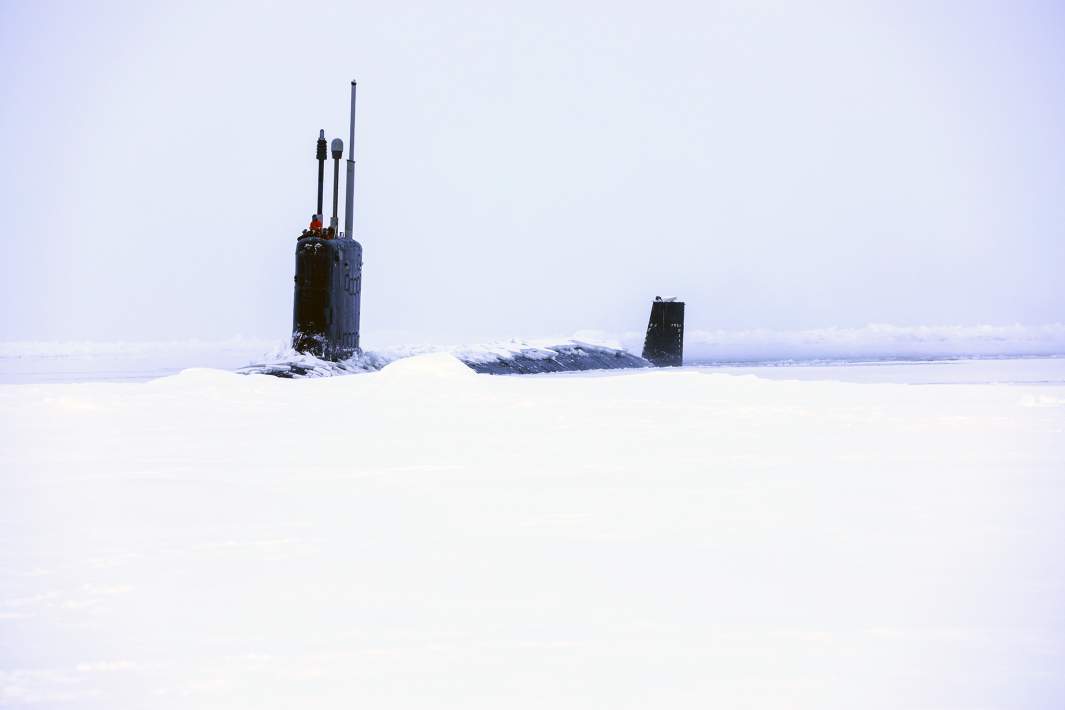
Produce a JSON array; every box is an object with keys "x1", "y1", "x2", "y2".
[
  {"x1": 292, "y1": 81, "x2": 362, "y2": 361},
  {"x1": 642, "y1": 298, "x2": 684, "y2": 367}
]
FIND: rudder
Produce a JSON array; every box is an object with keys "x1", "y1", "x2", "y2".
[{"x1": 642, "y1": 298, "x2": 684, "y2": 367}]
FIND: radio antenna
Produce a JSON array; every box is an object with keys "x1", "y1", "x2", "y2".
[{"x1": 344, "y1": 81, "x2": 357, "y2": 238}]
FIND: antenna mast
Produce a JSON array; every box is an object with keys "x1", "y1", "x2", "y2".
[
  {"x1": 315, "y1": 129, "x2": 326, "y2": 220},
  {"x1": 344, "y1": 81, "x2": 357, "y2": 238}
]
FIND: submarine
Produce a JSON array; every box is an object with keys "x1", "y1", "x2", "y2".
[{"x1": 248, "y1": 81, "x2": 683, "y2": 378}]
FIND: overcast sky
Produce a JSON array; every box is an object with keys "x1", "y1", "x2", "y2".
[{"x1": 1, "y1": 0, "x2": 1062, "y2": 343}]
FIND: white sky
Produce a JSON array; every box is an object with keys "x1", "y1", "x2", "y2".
[{"x1": 1, "y1": 0, "x2": 1063, "y2": 343}]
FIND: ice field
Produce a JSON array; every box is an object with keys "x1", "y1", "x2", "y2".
[{"x1": 2, "y1": 345, "x2": 1064, "y2": 709}]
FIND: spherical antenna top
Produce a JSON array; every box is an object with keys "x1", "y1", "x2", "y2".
[{"x1": 331, "y1": 138, "x2": 344, "y2": 159}]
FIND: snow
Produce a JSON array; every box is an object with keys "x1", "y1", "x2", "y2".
[
  {"x1": 2, "y1": 356, "x2": 1064, "y2": 708},
  {"x1": 377, "y1": 351, "x2": 479, "y2": 378},
  {"x1": 700, "y1": 356, "x2": 1065, "y2": 385}
]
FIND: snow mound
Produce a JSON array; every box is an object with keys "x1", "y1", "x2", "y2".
[{"x1": 378, "y1": 352, "x2": 477, "y2": 379}]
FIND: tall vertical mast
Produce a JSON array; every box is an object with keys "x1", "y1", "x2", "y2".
[
  {"x1": 316, "y1": 129, "x2": 327, "y2": 219},
  {"x1": 344, "y1": 81, "x2": 357, "y2": 238}
]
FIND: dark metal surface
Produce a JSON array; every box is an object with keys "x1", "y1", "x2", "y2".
[
  {"x1": 642, "y1": 299, "x2": 685, "y2": 366},
  {"x1": 292, "y1": 237, "x2": 362, "y2": 360},
  {"x1": 463, "y1": 343, "x2": 650, "y2": 375}
]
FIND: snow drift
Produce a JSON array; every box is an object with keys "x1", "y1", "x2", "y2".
[{"x1": 1, "y1": 360, "x2": 1064, "y2": 708}]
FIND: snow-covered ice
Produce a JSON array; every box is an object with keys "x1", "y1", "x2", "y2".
[
  {"x1": 4, "y1": 322, "x2": 1063, "y2": 384},
  {"x1": 653, "y1": 323, "x2": 1065, "y2": 363},
  {"x1": 2, "y1": 354, "x2": 1064, "y2": 708}
]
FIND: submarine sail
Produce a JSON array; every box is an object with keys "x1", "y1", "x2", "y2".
[{"x1": 291, "y1": 81, "x2": 363, "y2": 361}]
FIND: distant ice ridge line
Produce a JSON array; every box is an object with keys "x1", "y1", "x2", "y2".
[
  {"x1": 3, "y1": 323, "x2": 1063, "y2": 365},
  {"x1": 612, "y1": 323, "x2": 1065, "y2": 363},
  {"x1": 0, "y1": 336, "x2": 276, "y2": 359}
]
